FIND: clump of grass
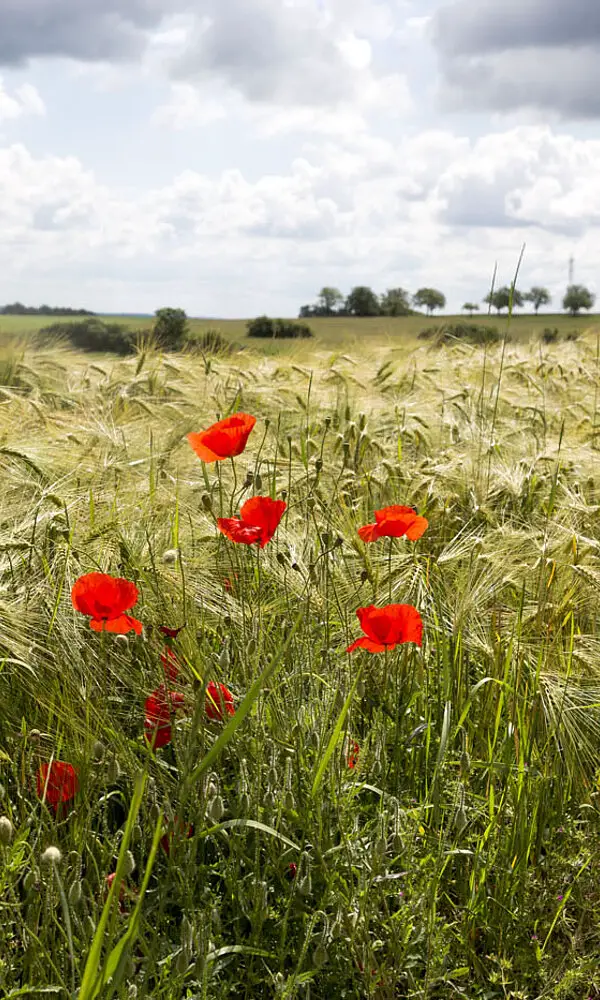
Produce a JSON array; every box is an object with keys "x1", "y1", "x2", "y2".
[{"x1": 1, "y1": 335, "x2": 600, "y2": 997}]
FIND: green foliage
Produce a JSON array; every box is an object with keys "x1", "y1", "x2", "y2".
[
  {"x1": 186, "y1": 328, "x2": 237, "y2": 355},
  {"x1": 246, "y1": 315, "x2": 314, "y2": 338},
  {"x1": 419, "y1": 321, "x2": 501, "y2": 344},
  {"x1": 317, "y1": 287, "x2": 344, "y2": 315},
  {"x1": 524, "y1": 286, "x2": 552, "y2": 314},
  {"x1": 38, "y1": 318, "x2": 139, "y2": 354},
  {"x1": 0, "y1": 302, "x2": 94, "y2": 316},
  {"x1": 462, "y1": 302, "x2": 480, "y2": 315},
  {"x1": 380, "y1": 287, "x2": 412, "y2": 316},
  {"x1": 412, "y1": 287, "x2": 446, "y2": 314},
  {"x1": 152, "y1": 307, "x2": 189, "y2": 351},
  {"x1": 345, "y1": 285, "x2": 381, "y2": 316},
  {"x1": 563, "y1": 284, "x2": 595, "y2": 316},
  {"x1": 484, "y1": 285, "x2": 524, "y2": 313}
]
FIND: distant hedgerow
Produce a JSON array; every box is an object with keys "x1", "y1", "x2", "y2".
[
  {"x1": 247, "y1": 315, "x2": 314, "y2": 339},
  {"x1": 418, "y1": 322, "x2": 501, "y2": 346},
  {"x1": 37, "y1": 318, "x2": 139, "y2": 355}
]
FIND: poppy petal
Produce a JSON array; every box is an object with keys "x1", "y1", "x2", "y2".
[
  {"x1": 358, "y1": 524, "x2": 380, "y2": 543},
  {"x1": 239, "y1": 496, "x2": 286, "y2": 547},
  {"x1": 89, "y1": 614, "x2": 143, "y2": 635},
  {"x1": 72, "y1": 573, "x2": 139, "y2": 619},
  {"x1": 374, "y1": 505, "x2": 416, "y2": 524},
  {"x1": 217, "y1": 518, "x2": 263, "y2": 545},
  {"x1": 205, "y1": 681, "x2": 235, "y2": 721},
  {"x1": 346, "y1": 637, "x2": 387, "y2": 653},
  {"x1": 187, "y1": 414, "x2": 256, "y2": 463},
  {"x1": 403, "y1": 516, "x2": 429, "y2": 541}
]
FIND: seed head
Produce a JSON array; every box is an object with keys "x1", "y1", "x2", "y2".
[{"x1": 42, "y1": 845, "x2": 62, "y2": 866}]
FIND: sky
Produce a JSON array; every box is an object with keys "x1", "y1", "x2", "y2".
[{"x1": 0, "y1": 0, "x2": 599, "y2": 317}]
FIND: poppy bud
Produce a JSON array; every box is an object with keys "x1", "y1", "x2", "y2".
[
  {"x1": 239, "y1": 792, "x2": 250, "y2": 814},
  {"x1": 23, "y1": 870, "x2": 37, "y2": 892},
  {"x1": 276, "y1": 551, "x2": 287, "y2": 566},
  {"x1": 0, "y1": 815, "x2": 13, "y2": 845},
  {"x1": 201, "y1": 494, "x2": 213, "y2": 512},
  {"x1": 283, "y1": 789, "x2": 295, "y2": 811},
  {"x1": 246, "y1": 637, "x2": 257, "y2": 656},
  {"x1": 321, "y1": 532, "x2": 330, "y2": 547},
  {"x1": 223, "y1": 615, "x2": 232, "y2": 627},
  {"x1": 207, "y1": 795, "x2": 224, "y2": 824},
  {"x1": 123, "y1": 851, "x2": 136, "y2": 876},
  {"x1": 313, "y1": 942, "x2": 328, "y2": 968},
  {"x1": 360, "y1": 569, "x2": 369, "y2": 583},
  {"x1": 92, "y1": 740, "x2": 104, "y2": 760},
  {"x1": 218, "y1": 645, "x2": 230, "y2": 669},
  {"x1": 29, "y1": 729, "x2": 42, "y2": 742},
  {"x1": 315, "y1": 459, "x2": 323, "y2": 473},
  {"x1": 181, "y1": 915, "x2": 194, "y2": 954},
  {"x1": 106, "y1": 758, "x2": 121, "y2": 784},
  {"x1": 68, "y1": 880, "x2": 83, "y2": 906},
  {"x1": 162, "y1": 548, "x2": 179, "y2": 564},
  {"x1": 254, "y1": 474, "x2": 263, "y2": 490},
  {"x1": 335, "y1": 536, "x2": 343, "y2": 548}
]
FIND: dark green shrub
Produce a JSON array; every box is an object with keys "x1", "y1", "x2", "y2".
[
  {"x1": 153, "y1": 307, "x2": 189, "y2": 351},
  {"x1": 187, "y1": 329, "x2": 237, "y2": 355},
  {"x1": 419, "y1": 322, "x2": 500, "y2": 346},
  {"x1": 38, "y1": 319, "x2": 138, "y2": 355},
  {"x1": 247, "y1": 316, "x2": 313, "y2": 339},
  {"x1": 541, "y1": 327, "x2": 559, "y2": 344}
]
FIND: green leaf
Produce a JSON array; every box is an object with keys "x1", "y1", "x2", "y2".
[
  {"x1": 187, "y1": 609, "x2": 303, "y2": 785},
  {"x1": 311, "y1": 666, "x2": 361, "y2": 798},
  {"x1": 78, "y1": 772, "x2": 146, "y2": 1000},
  {"x1": 200, "y1": 817, "x2": 300, "y2": 852}
]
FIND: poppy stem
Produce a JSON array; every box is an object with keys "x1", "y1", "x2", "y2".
[
  {"x1": 388, "y1": 536, "x2": 393, "y2": 603},
  {"x1": 229, "y1": 456, "x2": 237, "y2": 515}
]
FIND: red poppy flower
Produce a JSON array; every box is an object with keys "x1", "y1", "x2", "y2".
[
  {"x1": 36, "y1": 761, "x2": 79, "y2": 810},
  {"x1": 358, "y1": 505, "x2": 428, "y2": 543},
  {"x1": 144, "y1": 685, "x2": 186, "y2": 749},
  {"x1": 187, "y1": 413, "x2": 256, "y2": 463},
  {"x1": 346, "y1": 604, "x2": 423, "y2": 653},
  {"x1": 347, "y1": 740, "x2": 360, "y2": 769},
  {"x1": 217, "y1": 496, "x2": 286, "y2": 549},
  {"x1": 205, "y1": 681, "x2": 235, "y2": 721},
  {"x1": 160, "y1": 816, "x2": 194, "y2": 856},
  {"x1": 158, "y1": 624, "x2": 186, "y2": 638},
  {"x1": 160, "y1": 647, "x2": 180, "y2": 682},
  {"x1": 71, "y1": 573, "x2": 143, "y2": 635}
]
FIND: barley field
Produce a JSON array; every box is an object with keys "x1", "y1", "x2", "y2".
[{"x1": 2, "y1": 327, "x2": 600, "y2": 999}]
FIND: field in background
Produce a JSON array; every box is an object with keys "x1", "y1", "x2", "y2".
[
  {"x1": 2, "y1": 330, "x2": 600, "y2": 996},
  {"x1": 1, "y1": 310, "x2": 599, "y2": 349}
]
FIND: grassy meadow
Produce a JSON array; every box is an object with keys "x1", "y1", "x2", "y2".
[{"x1": 3, "y1": 322, "x2": 600, "y2": 998}]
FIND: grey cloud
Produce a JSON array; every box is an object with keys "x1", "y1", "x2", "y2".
[
  {"x1": 434, "y1": 0, "x2": 600, "y2": 56},
  {"x1": 432, "y1": 0, "x2": 600, "y2": 117},
  {"x1": 171, "y1": 0, "x2": 354, "y2": 105},
  {"x1": 0, "y1": 0, "x2": 168, "y2": 65}
]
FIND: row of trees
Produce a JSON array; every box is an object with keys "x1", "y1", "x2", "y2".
[
  {"x1": 466, "y1": 284, "x2": 595, "y2": 317},
  {"x1": 0, "y1": 302, "x2": 95, "y2": 316},
  {"x1": 300, "y1": 286, "x2": 446, "y2": 318},
  {"x1": 301, "y1": 284, "x2": 597, "y2": 319}
]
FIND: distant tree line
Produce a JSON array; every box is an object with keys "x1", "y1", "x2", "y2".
[
  {"x1": 300, "y1": 286, "x2": 447, "y2": 318},
  {"x1": 300, "y1": 283, "x2": 597, "y2": 319},
  {"x1": 0, "y1": 302, "x2": 95, "y2": 316}
]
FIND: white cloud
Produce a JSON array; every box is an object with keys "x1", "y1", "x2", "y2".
[{"x1": 0, "y1": 78, "x2": 45, "y2": 121}]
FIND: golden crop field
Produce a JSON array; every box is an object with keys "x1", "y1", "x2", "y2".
[{"x1": 2, "y1": 325, "x2": 600, "y2": 998}]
